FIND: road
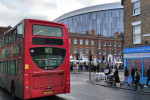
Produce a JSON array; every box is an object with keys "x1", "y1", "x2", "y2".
[{"x1": 0, "y1": 72, "x2": 150, "y2": 100}]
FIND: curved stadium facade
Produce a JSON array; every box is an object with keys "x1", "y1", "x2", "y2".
[{"x1": 54, "y1": 2, "x2": 124, "y2": 37}]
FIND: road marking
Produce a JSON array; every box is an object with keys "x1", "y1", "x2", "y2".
[
  {"x1": 58, "y1": 94, "x2": 76, "y2": 100},
  {"x1": 72, "y1": 90, "x2": 105, "y2": 98}
]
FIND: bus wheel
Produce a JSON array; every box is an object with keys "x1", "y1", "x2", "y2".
[{"x1": 11, "y1": 82, "x2": 16, "y2": 99}]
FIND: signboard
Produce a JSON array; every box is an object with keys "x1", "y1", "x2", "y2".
[
  {"x1": 123, "y1": 46, "x2": 150, "y2": 54},
  {"x1": 124, "y1": 53, "x2": 150, "y2": 58}
]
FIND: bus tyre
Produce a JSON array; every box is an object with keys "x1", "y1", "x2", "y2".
[{"x1": 11, "y1": 83, "x2": 16, "y2": 99}]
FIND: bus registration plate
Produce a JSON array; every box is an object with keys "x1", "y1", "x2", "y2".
[{"x1": 43, "y1": 91, "x2": 54, "y2": 95}]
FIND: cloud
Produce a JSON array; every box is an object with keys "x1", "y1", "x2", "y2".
[{"x1": 0, "y1": 0, "x2": 121, "y2": 26}]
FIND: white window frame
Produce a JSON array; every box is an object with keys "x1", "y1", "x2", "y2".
[
  {"x1": 91, "y1": 40, "x2": 94, "y2": 45},
  {"x1": 103, "y1": 41, "x2": 106, "y2": 46},
  {"x1": 133, "y1": 25, "x2": 141, "y2": 44},
  {"x1": 91, "y1": 48, "x2": 94, "y2": 54},
  {"x1": 119, "y1": 49, "x2": 121, "y2": 55},
  {"x1": 74, "y1": 39, "x2": 77, "y2": 44},
  {"x1": 109, "y1": 49, "x2": 111, "y2": 54},
  {"x1": 114, "y1": 42, "x2": 116, "y2": 47},
  {"x1": 114, "y1": 49, "x2": 117, "y2": 55},
  {"x1": 85, "y1": 40, "x2": 88, "y2": 45},
  {"x1": 85, "y1": 48, "x2": 89, "y2": 54},
  {"x1": 98, "y1": 49, "x2": 101, "y2": 54},
  {"x1": 132, "y1": 0, "x2": 140, "y2": 16},
  {"x1": 74, "y1": 48, "x2": 77, "y2": 53},
  {"x1": 69, "y1": 39, "x2": 71, "y2": 44},
  {"x1": 80, "y1": 39, "x2": 83, "y2": 45},
  {"x1": 118, "y1": 42, "x2": 121, "y2": 47},
  {"x1": 80, "y1": 48, "x2": 83, "y2": 53},
  {"x1": 109, "y1": 41, "x2": 111, "y2": 46},
  {"x1": 103, "y1": 49, "x2": 106, "y2": 55}
]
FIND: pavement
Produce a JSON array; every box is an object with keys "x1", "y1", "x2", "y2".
[{"x1": 89, "y1": 71, "x2": 150, "y2": 93}]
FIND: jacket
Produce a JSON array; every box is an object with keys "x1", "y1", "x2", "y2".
[
  {"x1": 147, "y1": 69, "x2": 150, "y2": 77},
  {"x1": 131, "y1": 68, "x2": 135, "y2": 77},
  {"x1": 124, "y1": 69, "x2": 129, "y2": 76}
]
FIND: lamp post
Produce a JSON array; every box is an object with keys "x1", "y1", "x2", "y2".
[{"x1": 89, "y1": 50, "x2": 92, "y2": 81}]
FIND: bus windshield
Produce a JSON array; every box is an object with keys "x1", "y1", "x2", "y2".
[
  {"x1": 33, "y1": 25, "x2": 62, "y2": 37},
  {"x1": 29, "y1": 47, "x2": 66, "y2": 70}
]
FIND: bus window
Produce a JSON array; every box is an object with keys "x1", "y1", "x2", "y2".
[
  {"x1": 13, "y1": 44, "x2": 20, "y2": 56},
  {"x1": 30, "y1": 47, "x2": 66, "y2": 70},
  {"x1": 1, "y1": 49, "x2": 6, "y2": 58},
  {"x1": 15, "y1": 60, "x2": 18, "y2": 75},
  {"x1": 16, "y1": 24, "x2": 23, "y2": 40},
  {"x1": 0, "y1": 62, "x2": 4, "y2": 73},
  {"x1": 8, "y1": 61, "x2": 10, "y2": 74},
  {"x1": 11, "y1": 30, "x2": 17, "y2": 43},
  {"x1": 4, "y1": 34, "x2": 9, "y2": 45},
  {"x1": 0, "y1": 38, "x2": 1, "y2": 47},
  {"x1": 10, "y1": 61, "x2": 16, "y2": 75},
  {"x1": 2, "y1": 37, "x2": 4, "y2": 47},
  {"x1": 33, "y1": 25, "x2": 62, "y2": 37}
]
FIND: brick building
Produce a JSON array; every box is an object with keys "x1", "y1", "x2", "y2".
[
  {"x1": 69, "y1": 29, "x2": 123, "y2": 68},
  {"x1": 0, "y1": 26, "x2": 11, "y2": 36},
  {"x1": 122, "y1": 0, "x2": 150, "y2": 84}
]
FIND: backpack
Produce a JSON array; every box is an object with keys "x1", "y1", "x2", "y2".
[{"x1": 136, "y1": 72, "x2": 140, "y2": 78}]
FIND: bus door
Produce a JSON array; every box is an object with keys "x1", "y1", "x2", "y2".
[{"x1": 3, "y1": 61, "x2": 8, "y2": 88}]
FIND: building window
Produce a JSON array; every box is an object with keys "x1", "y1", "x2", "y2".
[
  {"x1": 114, "y1": 49, "x2": 117, "y2": 55},
  {"x1": 108, "y1": 41, "x2": 111, "y2": 46},
  {"x1": 108, "y1": 49, "x2": 111, "y2": 54},
  {"x1": 114, "y1": 42, "x2": 116, "y2": 47},
  {"x1": 91, "y1": 40, "x2": 94, "y2": 45},
  {"x1": 99, "y1": 41, "x2": 101, "y2": 46},
  {"x1": 133, "y1": 1, "x2": 140, "y2": 16},
  {"x1": 91, "y1": 48, "x2": 94, "y2": 54},
  {"x1": 133, "y1": 25, "x2": 141, "y2": 44},
  {"x1": 69, "y1": 39, "x2": 71, "y2": 44},
  {"x1": 80, "y1": 48, "x2": 83, "y2": 53},
  {"x1": 80, "y1": 39, "x2": 83, "y2": 45},
  {"x1": 118, "y1": 49, "x2": 121, "y2": 55},
  {"x1": 85, "y1": 48, "x2": 89, "y2": 54},
  {"x1": 103, "y1": 41, "x2": 106, "y2": 46},
  {"x1": 118, "y1": 42, "x2": 121, "y2": 47},
  {"x1": 74, "y1": 48, "x2": 77, "y2": 53},
  {"x1": 86, "y1": 40, "x2": 88, "y2": 45},
  {"x1": 98, "y1": 49, "x2": 101, "y2": 54},
  {"x1": 103, "y1": 49, "x2": 106, "y2": 55},
  {"x1": 74, "y1": 39, "x2": 77, "y2": 44}
]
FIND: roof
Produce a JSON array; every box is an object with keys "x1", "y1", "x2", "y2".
[{"x1": 54, "y1": 2, "x2": 123, "y2": 22}]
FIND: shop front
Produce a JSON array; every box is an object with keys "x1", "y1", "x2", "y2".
[{"x1": 123, "y1": 46, "x2": 150, "y2": 84}]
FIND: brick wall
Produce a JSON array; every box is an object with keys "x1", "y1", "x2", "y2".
[{"x1": 123, "y1": 0, "x2": 150, "y2": 47}]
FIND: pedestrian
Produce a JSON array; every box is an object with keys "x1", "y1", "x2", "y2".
[
  {"x1": 134, "y1": 68, "x2": 143, "y2": 90},
  {"x1": 131, "y1": 67, "x2": 135, "y2": 85},
  {"x1": 113, "y1": 67, "x2": 120, "y2": 86},
  {"x1": 144, "y1": 66, "x2": 150, "y2": 87},
  {"x1": 124, "y1": 67, "x2": 129, "y2": 85}
]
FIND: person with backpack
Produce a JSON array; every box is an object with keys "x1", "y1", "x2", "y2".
[
  {"x1": 144, "y1": 66, "x2": 150, "y2": 87},
  {"x1": 134, "y1": 68, "x2": 143, "y2": 90}
]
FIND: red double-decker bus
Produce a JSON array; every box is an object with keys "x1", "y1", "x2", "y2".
[{"x1": 0, "y1": 19, "x2": 70, "y2": 99}]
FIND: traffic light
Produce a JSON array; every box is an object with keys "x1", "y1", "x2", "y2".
[
  {"x1": 76, "y1": 53, "x2": 79, "y2": 60},
  {"x1": 89, "y1": 54, "x2": 92, "y2": 61},
  {"x1": 102, "y1": 55, "x2": 105, "y2": 61}
]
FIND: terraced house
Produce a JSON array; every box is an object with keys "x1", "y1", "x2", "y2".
[{"x1": 122, "y1": 0, "x2": 150, "y2": 84}]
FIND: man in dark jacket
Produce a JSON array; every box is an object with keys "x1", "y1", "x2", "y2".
[
  {"x1": 131, "y1": 68, "x2": 135, "y2": 85},
  {"x1": 135, "y1": 69, "x2": 143, "y2": 90},
  {"x1": 144, "y1": 66, "x2": 150, "y2": 87},
  {"x1": 124, "y1": 67, "x2": 129, "y2": 85}
]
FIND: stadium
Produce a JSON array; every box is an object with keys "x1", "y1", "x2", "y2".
[{"x1": 54, "y1": 2, "x2": 124, "y2": 37}]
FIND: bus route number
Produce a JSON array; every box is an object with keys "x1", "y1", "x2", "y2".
[{"x1": 45, "y1": 48, "x2": 53, "y2": 54}]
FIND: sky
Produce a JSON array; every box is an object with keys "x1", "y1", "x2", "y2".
[{"x1": 0, "y1": 0, "x2": 121, "y2": 27}]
